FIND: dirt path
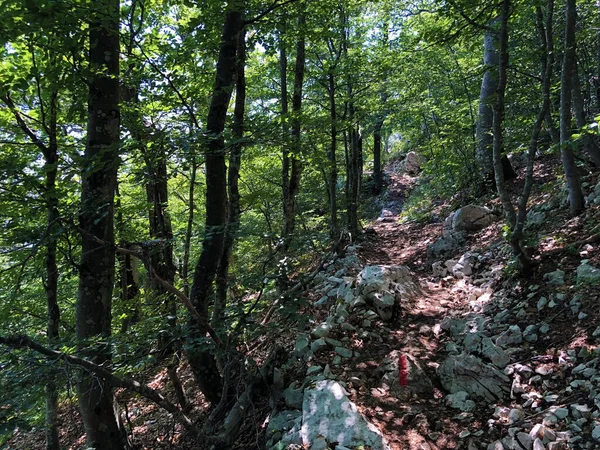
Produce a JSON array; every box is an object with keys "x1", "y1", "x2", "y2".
[{"x1": 349, "y1": 170, "x2": 472, "y2": 449}]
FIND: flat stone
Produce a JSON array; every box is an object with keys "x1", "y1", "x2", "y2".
[
  {"x1": 496, "y1": 325, "x2": 523, "y2": 347},
  {"x1": 446, "y1": 391, "x2": 476, "y2": 412},
  {"x1": 335, "y1": 346, "x2": 353, "y2": 358},
  {"x1": 439, "y1": 354, "x2": 510, "y2": 402}
]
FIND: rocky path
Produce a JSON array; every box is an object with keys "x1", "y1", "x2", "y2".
[{"x1": 265, "y1": 163, "x2": 600, "y2": 450}]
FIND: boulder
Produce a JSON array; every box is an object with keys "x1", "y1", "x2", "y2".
[
  {"x1": 577, "y1": 260, "x2": 600, "y2": 285},
  {"x1": 439, "y1": 354, "x2": 511, "y2": 402},
  {"x1": 401, "y1": 151, "x2": 426, "y2": 175},
  {"x1": 452, "y1": 205, "x2": 494, "y2": 232},
  {"x1": 377, "y1": 350, "x2": 434, "y2": 399},
  {"x1": 463, "y1": 332, "x2": 510, "y2": 368},
  {"x1": 355, "y1": 265, "x2": 421, "y2": 320},
  {"x1": 299, "y1": 380, "x2": 390, "y2": 450},
  {"x1": 427, "y1": 231, "x2": 465, "y2": 259}
]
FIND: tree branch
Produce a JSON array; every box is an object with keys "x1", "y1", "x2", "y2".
[{"x1": 0, "y1": 334, "x2": 200, "y2": 437}]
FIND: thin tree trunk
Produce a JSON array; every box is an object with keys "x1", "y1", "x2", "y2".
[
  {"x1": 476, "y1": 19, "x2": 499, "y2": 183},
  {"x1": 44, "y1": 92, "x2": 61, "y2": 450},
  {"x1": 76, "y1": 0, "x2": 129, "y2": 447},
  {"x1": 543, "y1": 0, "x2": 560, "y2": 145},
  {"x1": 187, "y1": 0, "x2": 244, "y2": 406},
  {"x1": 328, "y1": 71, "x2": 339, "y2": 239},
  {"x1": 492, "y1": 0, "x2": 517, "y2": 227},
  {"x1": 373, "y1": 118, "x2": 383, "y2": 195},
  {"x1": 560, "y1": 0, "x2": 585, "y2": 216},
  {"x1": 182, "y1": 156, "x2": 197, "y2": 298},
  {"x1": 510, "y1": 3, "x2": 555, "y2": 275},
  {"x1": 282, "y1": 12, "x2": 306, "y2": 252},
  {"x1": 280, "y1": 23, "x2": 290, "y2": 234},
  {"x1": 215, "y1": 27, "x2": 246, "y2": 327},
  {"x1": 572, "y1": 58, "x2": 600, "y2": 166}
]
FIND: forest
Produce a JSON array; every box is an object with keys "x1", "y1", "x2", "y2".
[{"x1": 2, "y1": 0, "x2": 600, "y2": 449}]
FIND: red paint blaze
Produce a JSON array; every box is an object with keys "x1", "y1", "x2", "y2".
[{"x1": 399, "y1": 354, "x2": 408, "y2": 386}]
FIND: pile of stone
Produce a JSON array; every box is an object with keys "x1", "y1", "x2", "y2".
[
  {"x1": 266, "y1": 256, "x2": 426, "y2": 450},
  {"x1": 435, "y1": 259, "x2": 600, "y2": 450}
]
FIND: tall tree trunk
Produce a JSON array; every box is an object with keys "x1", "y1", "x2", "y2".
[
  {"x1": 373, "y1": 118, "x2": 383, "y2": 195},
  {"x1": 182, "y1": 155, "x2": 197, "y2": 297},
  {"x1": 492, "y1": 0, "x2": 517, "y2": 227},
  {"x1": 76, "y1": 0, "x2": 129, "y2": 448},
  {"x1": 282, "y1": 12, "x2": 306, "y2": 252},
  {"x1": 560, "y1": 0, "x2": 585, "y2": 216},
  {"x1": 476, "y1": 20, "x2": 499, "y2": 183},
  {"x1": 215, "y1": 27, "x2": 246, "y2": 328},
  {"x1": 510, "y1": 2, "x2": 555, "y2": 275},
  {"x1": 327, "y1": 71, "x2": 339, "y2": 239},
  {"x1": 44, "y1": 92, "x2": 60, "y2": 450},
  {"x1": 280, "y1": 23, "x2": 290, "y2": 239},
  {"x1": 187, "y1": 0, "x2": 244, "y2": 406},
  {"x1": 572, "y1": 58, "x2": 600, "y2": 166},
  {"x1": 543, "y1": 0, "x2": 560, "y2": 145}
]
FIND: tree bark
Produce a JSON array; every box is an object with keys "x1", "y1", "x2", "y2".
[
  {"x1": 560, "y1": 0, "x2": 585, "y2": 216},
  {"x1": 215, "y1": 27, "x2": 246, "y2": 328},
  {"x1": 187, "y1": 0, "x2": 244, "y2": 406},
  {"x1": 373, "y1": 118, "x2": 383, "y2": 195},
  {"x1": 327, "y1": 71, "x2": 339, "y2": 239},
  {"x1": 476, "y1": 19, "x2": 499, "y2": 183},
  {"x1": 282, "y1": 12, "x2": 306, "y2": 252},
  {"x1": 572, "y1": 58, "x2": 600, "y2": 166},
  {"x1": 492, "y1": 0, "x2": 516, "y2": 227},
  {"x1": 76, "y1": 0, "x2": 129, "y2": 448},
  {"x1": 44, "y1": 92, "x2": 61, "y2": 450}
]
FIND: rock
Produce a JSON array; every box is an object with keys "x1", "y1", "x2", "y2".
[
  {"x1": 577, "y1": 260, "x2": 600, "y2": 284},
  {"x1": 444, "y1": 212, "x2": 455, "y2": 230},
  {"x1": 378, "y1": 350, "x2": 434, "y2": 399},
  {"x1": 356, "y1": 265, "x2": 421, "y2": 320},
  {"x1": 452, "y1": 205, "x2": 494, "y2": 232},
  {"x1": 294, "y1": 333, "x2": 310, "y2": 358},
  {"x1": 402, "y1": 151, "x2": 426, "y2": 175},
  {"x1": 311, "y1": 319, "x2": 334, "y2": 338},
  {"x1": 515, "y1": 432, "x2": 533, "y2": 450},
  {"x1": 439, "y1": 354, "x2": 511, "y2": 402},
  {"x1": 427, "y1": 231, "x2": 465, "y2": 259},
  {"x1": 592, "y1": 425, "x2": 600, "y2": 441},
  {"x1": 523, "y1": 325, "x2": 538, "y2": 343},
  {"x1": 446, "y1": 391, "x2": 476, "y2": 412},
  {"x1": 544, "y1": 270, "x2": 565, "y2": 286},
  {"x1": 335, "y1": 346, "x2": 353, "y2": 359},
  {"x1": 495, "y1": 325, "x2": 523, "y2": 347},
  {"x1": 299, "y1": 380, "x2": 390, "y2": 450},
  {"x1": 525, "y1": 209, "x2": 547, "y2": 230},
  {"x1": 266, "y1": 410, "x2": 303, "y2": 449},
  {"x1": 283, "y1": 382, "x2": 304, "y2": 409},
  {"x1": 432, "y1": 261, "x2": 447, "y2": 277},
  {"x1": 463, "y1": 332, "x2": 510, "y2": 368},
  {"x1": 306, "y1": 366, "x2": 322, "y2": 376},
  {"x1": 310, "y1": 338, "x2": 328, "y2": 354}
]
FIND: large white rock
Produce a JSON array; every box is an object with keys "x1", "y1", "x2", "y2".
[
  {"x1": 401, "y1": 151, "x2": 426, "y2": 174},
  {"x1": 300, "y1": 380, "x2": 390, "y2": 450},
  {"x1": 355, "y1": 265, "x2": 421, "y2": 320},
  {"x1": 452, "y1": 205, "x2": 494, "y2": 232}
]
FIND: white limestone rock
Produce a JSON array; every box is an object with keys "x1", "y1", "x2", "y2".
[{"x1": 299, "y1": 380, "x2": 390, "y2": 450}]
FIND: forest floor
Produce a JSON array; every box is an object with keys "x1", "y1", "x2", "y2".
[{"x1": 7, "y1": 157, "x2": 600, "y2": 450}]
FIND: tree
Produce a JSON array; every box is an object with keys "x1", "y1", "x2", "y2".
[
  {"x1": 75, "y1": 0, "x2": 129, "y2": 447},
  {"x1": 186, "y1": 0, "x2": 245, "y2": 405},
  {"x1": 560, "y1": 0, "x2": 585, "y2": 216}
]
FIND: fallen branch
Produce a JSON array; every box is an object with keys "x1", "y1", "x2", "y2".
[{"x1": 0, "y1": 334, "x2": 201, "y2": 437}]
